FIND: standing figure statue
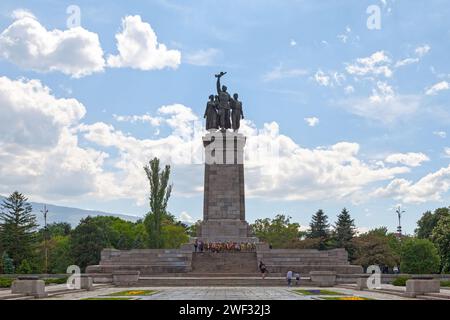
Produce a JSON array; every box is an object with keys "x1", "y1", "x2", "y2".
[
  {"x1": 215, "y1": 72, "x2": 231, "y2": 131},
  {"x1": 204, "y1": 95, "x2": 218, "y2": 131},
  {"x1": 231, "y1": 93, "x2": 244, "y2": 132}
]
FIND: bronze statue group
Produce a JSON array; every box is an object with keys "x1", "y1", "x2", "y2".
[{"x1": 204, "y1": 72, "x2": 244, "y2": 132}]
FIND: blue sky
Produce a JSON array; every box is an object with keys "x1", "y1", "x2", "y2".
[{"x1": 1, "y1": 0, "x2": 450, "y2": 234}]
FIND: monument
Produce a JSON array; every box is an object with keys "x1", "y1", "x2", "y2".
[
  {"x1": 198, "y1": 72, "x2": 255, "y2": 243},
  {"x1": 86, "y1": 72, "x2": 363, "y2": 279}
]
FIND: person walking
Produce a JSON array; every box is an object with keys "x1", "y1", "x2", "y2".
[
  {"x1": 259, "y1": 261, "x2": 268, "y2": 279},
  {"x1": 286, "y1": 270, "x2": 293, "y2": 287}
]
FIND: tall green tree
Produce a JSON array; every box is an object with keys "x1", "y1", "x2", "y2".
[
  {"x1": 333, "y1": 208, "x2": 356, "y2": 248},
  {"x1": 332, "y1": 208, "x2": 357, "y2": 259},
  {"x1": 0, "y1": 192, "x2": 37, "y2": 267},
  {"x1": 143, "y1": 157, "x2": 172, "y2": 249},
  {"x1": 251, "y1": 215, "x2": 302, "y2": 248},
  {"x1": 415, "y1": 207, "x2": 449, "y2": 239},
  {"x1": 70, "y1": 216, "x2": 111, "y2": 271},
  {"x1": 431, "y1": 215, "x2": 450, "y2": 273},
  {"x1": 400, "y1": 238, "x2": 440, "y2": 274},
  {"x1": 307, "y1": 210, "x2": 330, "y2": 250},
  {"x1": 351, "y1": 232, "x2": 399, "y2": 268}
]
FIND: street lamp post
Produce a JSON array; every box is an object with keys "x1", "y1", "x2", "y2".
[{"x1": 41, "y1": 205, "x2": 49, "y2": 274}]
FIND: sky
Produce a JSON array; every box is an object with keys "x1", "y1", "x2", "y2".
[{"x1": 1, "y1": 0, "x2": 450, "y2": 234}]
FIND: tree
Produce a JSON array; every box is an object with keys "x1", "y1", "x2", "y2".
[
  {"x1": 143, "y1": 158, "x2": 172, "y2": 249},
  {"x1": 333, "y1": 208, "x2": 356, "y2": 248},
  {"x1": 400, "y1": 238, "x2": 440, "y2": 274},
  {"x1": 351, "y1": 232, "x2": 399, "y2": 269},
  {"x1": 0, "y1": 192, "x2": 37, "y2": 267},
  {"x1": 161, "y1": 224, "x2": 190, "y2": 249},
  {"x1": 415, "y1": 207, "x2": 449, "y2": 239},
  {"x1": 47, "y1": 236, "x2": 74, "y2": 274},
  {"x1": 187, "y1": 220, "x2": 202, "y2": 237},
  {"x1": 17, "y1": 259, "x2": 33, "y2": 274},
  {"x1": 307, "y1": 210, "x2": 330, "y2": 250},
  {"x1": 431, "y1": 215, "x2": 450, "y2": 273},
  {"x1": 251, "y1": 215, "x2": 301, "y2": 248},
  {"x1": 1, "y1": 252, "x2": 15, "y2": 274},
  {"x1": 70, "y1": 216, "x2": 111, "y2": 271}
]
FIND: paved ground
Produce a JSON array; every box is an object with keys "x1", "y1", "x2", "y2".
[{"x1": 42, "y1": 286, "x2": 414, "y2": 300}]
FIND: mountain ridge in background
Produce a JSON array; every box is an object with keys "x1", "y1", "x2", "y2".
[{"x1": 0, "y1": 195, "x2": 141, "y2": 227}]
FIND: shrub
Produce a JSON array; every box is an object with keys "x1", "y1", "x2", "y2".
[
  {"x1": 44, "y1": 277, "x2": 68, "y2": 285},
  {"x1": 400, "y1": 238, "x2": 440, "y2": 274},
  {"x1": 392, "y1": 276, "x2": 410, "y2": 286},
  {"x1": 0, "y1": 278, "x2": 14, "y2": 288},
  {"x1": 441, "y1": 280, "x2": 450, "y2": 287},
  {"x1": 16, "y1": 259, "x2": 33, "y2": 274},
  {"x1": 1, "y1": 252, "x2": 15, "y2": 274}
]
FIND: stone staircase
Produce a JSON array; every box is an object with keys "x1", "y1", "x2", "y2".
[
  {"x1": 86, "y1": 249, "x2": 193, "y2": 275},
  {"x1": 136, "y1": 276, "x2": 313, "y2": 287},
  {"x1": 191, "y1": 252, "x2": 258, "y2": 273}
]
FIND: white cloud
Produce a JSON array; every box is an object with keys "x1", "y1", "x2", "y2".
[
  {"x1": 395, "y1": 58, "x2": 419, "y2": 68},
  {"x1": 0, "y1": 76, "x2": 85, "y2": 147},
  {"x1": 344, "y1": 85, "x2": 355, "y2": 94},
  {"x1": 0, "y1": 76, "x2": 111, "y2": 198},
  {"x1": 313, "y1": 69, "x2": 346, "y2": 87},
  {"x1": 415, "y1": 44, "x2": 431, "y2": 57},
  {"x1": 179, "y1": 211, "x2": 196, "y2": 224},
  {"x1": 263, "y1": 65, "x2": 308, "y2": 82},
  {"x1": 385, "y1": 152, "x2": 430, "y2": 167},
  {"x1": 107, "y1": 15, "x2": 181, "y2": 70},
  {"x1": 290, "y1": 39, "x2": 297, "y2": 47},
  {"x1": 444, "y1": 148, "x2": 450, "y2": 158},
  {"x1": 304, "y1": 117, "x2": 320, "y2": 127},
  {"x1": 373, "y1": 165, "x2": 450, "y2": 203},
  {"x1": 369, "y1": 81, "x2": 395, "y2": 103},
  {"x1": 314, "y1": 70, "x2": 330, "y2": 86},
  {"x1": 338, "y1": 94, "x2": 421, "y2": 124},
  {"x1": 433, "y1": 131, "x2": 447, "y2": 139},
  {"x1": 0, "y1": 11, "x2": 105, "y2": 78},
  {"x1": 345, "y1": 51, "x2": 393, "y2": 78},
  {"x1": 114, "y1": 113, "x2": 162, "y2": 127},
  {"x1": 184, "y1": 48, "x2": 221, "y2": 66},
  {"x1": 425, "y1": 81, "x2": 450, "y2": 96}
]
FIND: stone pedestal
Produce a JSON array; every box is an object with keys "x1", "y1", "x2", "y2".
[
  {"x1": 405, "y1": 278, "x2": 440, "y2": 298},
  {"x1": 11, "y1": 277, "x2": 47, "y2": 298},
  {"x1": 80, "y1": 274, "x2": 93, "y2": 291},
  {"x1": 310, "y1": 271, "x2": 337, "y2": 287},
  {"x1": 113, "y1": 271, "x2": 140, "y2": 286},
  {"x1": 356, "y1": 275, "x2": 370, "y2": 290},
  {"x1": 199, "y1": 132, "x2": 255, "y2": 243}
]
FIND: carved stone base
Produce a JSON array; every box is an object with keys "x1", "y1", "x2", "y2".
[{"x1": 199, "y1": 219, "x2": 257, "y2": 243}]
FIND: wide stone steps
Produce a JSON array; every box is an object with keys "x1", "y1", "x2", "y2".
[
  {"x1": 136, "y1": 276, "x2": 313, "y2": 287},
  {"x1": 191, "y1": 252, "x2": 258, "y2": 273}
]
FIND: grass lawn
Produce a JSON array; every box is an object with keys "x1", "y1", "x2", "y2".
[
  {"x1": 106, "y1": 290, "x2": 158, "y2": 297},
  {"x1": 441, "y1": 281, "x2": 450, "y2": 287},
  {"x1": 293, "y1": 289, "x2": 344, "y2": 296}
]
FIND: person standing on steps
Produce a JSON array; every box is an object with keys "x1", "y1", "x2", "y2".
[
  {"x1": 295, "y1": 272, "x2": 300, "y2": 286},
  {"x1": 286, "y1": 270, "x2": 293, "y2": 287},
  {"x1": 194, "y1": 239, "x2": 198, "y2": 253},
  {"x1": 259, "y1": 261, "x2": 268, "y2": 279}
]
